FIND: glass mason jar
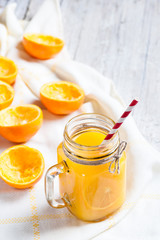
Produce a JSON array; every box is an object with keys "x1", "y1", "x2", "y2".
[{"x1": 45, "y1": 113, "x2": 127, "y2": 222}]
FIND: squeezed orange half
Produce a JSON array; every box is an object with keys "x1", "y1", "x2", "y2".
[
  {"x1": 0, "y1": 57, "x2": 17, "y2": 85},
  {"x1": 0, "y1": 80, "x2": 14, "y2": 110},
  {"x1": 57, "y1": 131, "x2": 126, "y2": 221},
  {"x1": 0, "y1": 145, "x2": 45, "y2": 189},
  {"x1": 40, "y1": 81, "x2": 85, "y2": 115},
  {"x1": 0, "y1": 104, "x2": 43, "y2": 143},
  {"x1": 23, "y1": 34, "x2": 64, "y2": 60}
]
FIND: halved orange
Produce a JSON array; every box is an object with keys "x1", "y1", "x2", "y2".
[
  {"x1": 0, "y1": 104, "x2": 43, "y2": 143},
  {"x1": 22, "y1": 33, "x2": 64, "y2": 60},
  {"x1": 0, "y1": 56, "x2": 18, "y2": 85},
  {"x1": 40, "y1": 81, "x2": 85, "y2": 115},
  {"x1": 0, "y1": 80, "x2": 15, "y2": 110},
  {"x1": 0, "y1": 145, "x2": 45, "y2": 189}
]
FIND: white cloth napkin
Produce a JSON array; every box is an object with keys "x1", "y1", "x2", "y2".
[{"x1": 0, "y1": 0, "x2": 160, "y2": 239}]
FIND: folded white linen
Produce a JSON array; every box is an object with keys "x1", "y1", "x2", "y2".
[{"x1": 0, "y1": 0, "x2": 160, "y2": 239}]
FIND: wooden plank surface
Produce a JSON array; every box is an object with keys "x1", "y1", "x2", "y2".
[{"x1": 0, "y1": 0, "x2": 160, "y2": 151}]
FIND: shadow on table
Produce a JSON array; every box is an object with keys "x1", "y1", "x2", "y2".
[
  {"x1": 37, "y1": 204, "x2": 87, "y2": 231},
  {"x1": 0, "y1": 178, "x2": 28, "y2": 201},
  {"x1": 0, "y1": 135, "x2": 15, "y2": 150},
  {"x1": 30, "y1": 99, "x2": 67, "y2": 122},
  {"x1": 30, "y1": 99, "x2": 44, "y2": 109},
  {"x1": 16, "y1": 42, "x2": 39, "y2": 64}
]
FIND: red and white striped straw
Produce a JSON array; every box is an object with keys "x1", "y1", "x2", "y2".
[{"x1": 101, "y1": 98, "x2": 139, "y2": 144}]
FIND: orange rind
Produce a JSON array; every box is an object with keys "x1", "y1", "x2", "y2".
[
  {"x1": 40, "y1": 81, "x2": 85, "y2": 115},
  {"x1": 22, "y1": 33, "x2": 64, "y2": 60},
  {"x1": 0, "y1": 104, "x2": 43, "y2": 143},
  {"x1": 0, "y1": 56, "x2": 18, "y2": 85},
  {"x1": 0, "y1": 145, "x2": 45, "y2": 189},
  {"x1": 0, "y1": 80, "x2": 14, "y2": 110}
]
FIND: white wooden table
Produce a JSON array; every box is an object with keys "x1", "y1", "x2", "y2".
[{"x1": 1, "y1": 0, "x2": 159, "y2": 152}]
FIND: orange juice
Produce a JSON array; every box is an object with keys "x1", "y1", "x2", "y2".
[{"x1": 57, "y1": 130, "x2": 126, "y2": 221}]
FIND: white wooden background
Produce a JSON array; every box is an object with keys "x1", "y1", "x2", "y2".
[{"x1": 1, "y1": 0, "x2": 160, "y2": 152}]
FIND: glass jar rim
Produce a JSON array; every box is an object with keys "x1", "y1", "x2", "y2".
[
  {"x1": 64, "y1": 113, "x2": 119, "y2": 152},
  {"x1": 63, "y1": 113, "x2": 126, "y2": 169}
]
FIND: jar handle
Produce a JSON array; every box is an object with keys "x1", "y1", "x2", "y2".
[{"x1": 45, "y1": 162, "x2": 66, "y2": 208}]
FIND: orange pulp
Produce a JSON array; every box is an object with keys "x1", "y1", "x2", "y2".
[
  {"x1": 57, "y1": 131, "x2": 126, "y2": 221},
  {"x1": 0, "y1": 145, "x2": 45, "y2": 189}
]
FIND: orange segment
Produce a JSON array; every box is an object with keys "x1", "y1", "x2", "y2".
[
  {"x1": 0, "y1": 145, "x2": 45, "y2": 189},
  {"x1": 0, "y1": 104, "x2": 43, "y2": 143},
  {"x1": 23, "y1": 33, "x2": 64, "y2": 60},
  {"x1": 84, "y1": 174, "x2": 118, "y2": 209},
  {"x1": 83, "y1": 152, "x2": 126, "y2": 211},
  {"x1": 0, "y1": 81, "x2": 14, "y2": 110},
  {"x1": 40, "y1": 81, "x2": 85, "y2": 115},
  {"x1": 0, "y1": 57, "x2": 18, "y2": 85}
]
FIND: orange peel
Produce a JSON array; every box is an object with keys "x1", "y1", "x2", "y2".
[
  {"x1": 0, "y1": 56, "x2": 18, "y2": 85},
  {"x1": 0, "y1": 145, "x2": 45, "y2": 189},
  {"x1": 0, "y1": 80, "x2": 14, "y2": 110},
  {"x1": 22, "y1": 33, "x2": 64, "y2": 60},
  {"x1": 40, "y1": 81, "x2": 85, "y2": 115},
  {"x1": 0, "y1": 104, "x2": 43, "y2": 143}
]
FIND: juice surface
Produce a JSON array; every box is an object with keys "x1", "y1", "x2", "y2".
[
  {"x1": 57, "y1": 130, "x2": 126, "y2": 221},
  {"x1": 73, "y1": 130, "x2": 106, "y2": 146}
]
